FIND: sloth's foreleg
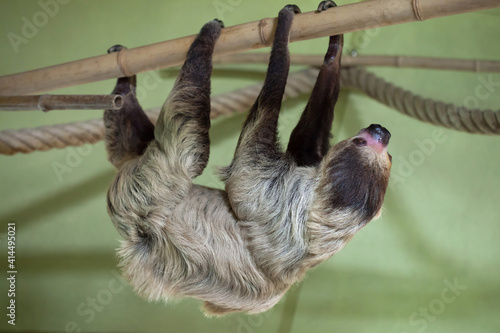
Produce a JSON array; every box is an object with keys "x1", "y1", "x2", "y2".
[
  {"x1": 232, "y1": 5, "x2": 300, "y2": 162},
  {"x1": 286, "y1": 1, "x2": 343, "y2": 167},
  {"x1": 221, "y1": 5, "x2": 305, "y2": 224},
  {"x1": 103, "y1": 45, "x2": 155, "y2": 169}
]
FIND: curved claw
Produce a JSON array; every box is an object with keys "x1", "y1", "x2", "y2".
[
  {"x1": 284, "y1": 4, "x2": 301, "y2": 14},
  {"x1": 317, "y1": 0, "x2": 337, "y2": 13},
  {"x1": 107, "y1": 44, "x2": 127, "y2": 54},
  {"x1": 212, "y1": 18, "x2": 225, "y2": 28}
]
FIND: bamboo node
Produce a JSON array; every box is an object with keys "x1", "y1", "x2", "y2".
[
  {"x1": 117, "y1": 49, "x2": 133, "y2": 77},
  {"x1": 412, "y1": 0, "x2": 425, "y2": 21},
  {"x1": 396, "y1": 56, "x2": 402, "y2": 68},
  {"x1": 38, "y1": 94, "x2": 49, "y2": 112},
  {"x1": 258, "y1": 18, "x2": 270, "y2": 46}
]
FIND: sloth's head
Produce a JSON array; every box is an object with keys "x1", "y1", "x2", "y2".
[{"x1": 316, "y1": 124, "x2": 392, "y2": 223}]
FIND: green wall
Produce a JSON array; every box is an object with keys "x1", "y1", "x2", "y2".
[{"x1": 0, "y1": 1, "x2": 499, "y2": 332}]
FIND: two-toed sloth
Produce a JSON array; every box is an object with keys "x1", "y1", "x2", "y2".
[{"x1": 104, "y1": 1, "x2": 392, "y2": 316}]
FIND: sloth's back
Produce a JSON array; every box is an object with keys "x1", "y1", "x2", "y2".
[{"x1": 164, "y1": 184, "x2": 287, "y2": 313}]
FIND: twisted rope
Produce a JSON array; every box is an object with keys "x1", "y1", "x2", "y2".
[
  {"x1": 1, "y1": 68, "x2": 498, "y2": 155},
  {"x1": 341, "y1": 68, "x2": 500, "y2": 135}
]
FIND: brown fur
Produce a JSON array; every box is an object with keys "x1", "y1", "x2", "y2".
[{"x1": 104, "y1": 3, "x2": 391, "y2": 316}]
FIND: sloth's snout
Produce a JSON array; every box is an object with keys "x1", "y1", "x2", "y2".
[
  {"x1": 357, "y1": 124, "x2": 391, "y2": 152},
  {"x1": 363, "y1": 124, "x2": 391, "y2": 147}
]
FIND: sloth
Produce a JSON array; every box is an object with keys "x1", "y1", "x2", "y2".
[{"x1": 104, "y1": 1, "x2": 392, "y2": 316}]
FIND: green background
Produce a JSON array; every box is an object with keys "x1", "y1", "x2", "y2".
[{"x1": 0, "y1": 0, "x2": 499, "y2": 332}]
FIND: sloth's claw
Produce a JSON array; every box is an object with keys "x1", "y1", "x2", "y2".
[
  {"x1": 317, "y1": 0, "x2": 337, "y2": 12},
  {"x1": 212, "y1": 18, "x2": 224, "y2": 28},
  {"x1": 284, "y1": 4, "x2": 301, "y2": 14},
  {"x1": 107, "y1": 44, "x2": 127, "y2": 54}
]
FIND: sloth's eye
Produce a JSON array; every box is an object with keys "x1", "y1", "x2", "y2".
[{"x1": 353, "y1": 138, "x2": 367, "y2": 146}]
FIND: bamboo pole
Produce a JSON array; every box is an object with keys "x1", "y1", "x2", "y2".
[
  {"x1": 0, "y1": 94, "x2": 123, "y2": 111},
  {"x1": 214, "y1": 54, "x2": 500, "y2": 72},
  {"x1": 0, "y1": 0, "x2": 498, "y2": 96}
]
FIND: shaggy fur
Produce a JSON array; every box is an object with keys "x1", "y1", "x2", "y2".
[{"x1": 104, "y1": 2, "x2": 392, "y2": 316}]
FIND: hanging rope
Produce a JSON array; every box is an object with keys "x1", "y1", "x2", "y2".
[
  {"x1": 341, "y1": 68, "x2": 500, "y2": 135},
  {"x1": 0, "y1": 67, "x2": 498, "y2": 155}
]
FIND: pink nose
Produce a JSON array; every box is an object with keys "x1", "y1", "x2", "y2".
[{"x1": 358, "y1": 124, "x2": 391, "y2": 150}]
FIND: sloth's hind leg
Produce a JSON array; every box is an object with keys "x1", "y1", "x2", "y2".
[
  {"x1": 106, "y1": 21, "x2": 223, "y2": 241},
  {"x1": 286, "y1": 1, "x2": 343, "y2": 166},
  {"x1": 106, "y1": 25, "x2": 223, "y2": 295},
  {"x1": 104, "y1": 45, "x2": 155, "y2": 169},
  {"x1": 154, "y1": 20, "x2": 223, "y2": 180}
]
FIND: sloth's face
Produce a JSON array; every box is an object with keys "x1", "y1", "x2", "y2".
[{"x1": 321, "y1": 124, "x2": 392, "y2": 221}]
